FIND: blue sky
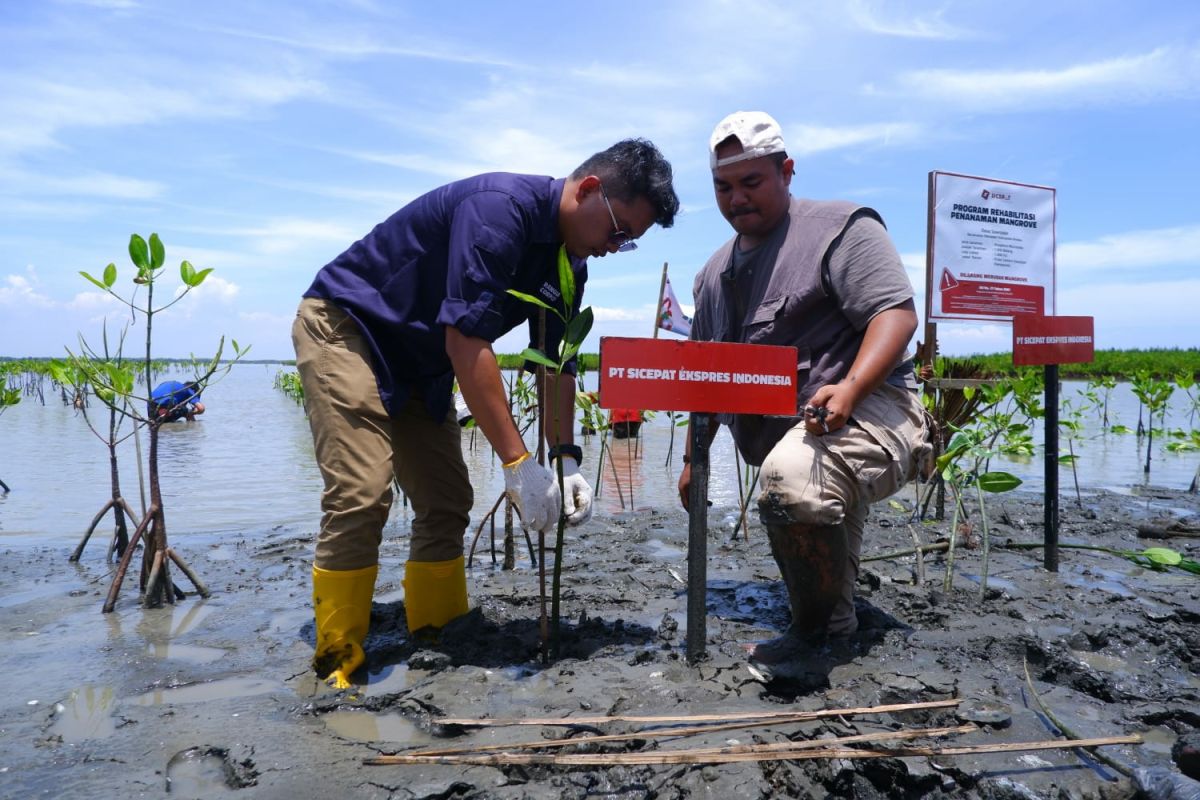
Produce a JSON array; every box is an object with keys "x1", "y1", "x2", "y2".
[{"x1": 1, "y1": 0, "x2": 1197, "y2": 361}]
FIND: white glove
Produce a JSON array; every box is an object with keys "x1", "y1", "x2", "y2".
[
  {"x1": 503, "y1": 454, "x2": 561, "y2": 533},
  {"x1": 559, "y1": 457, "x2": 593, "y2": 526}
]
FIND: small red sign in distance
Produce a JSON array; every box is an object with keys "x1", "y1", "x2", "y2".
[
  {"x1": 1012, "y1": 316, "x2": 1095, "y2": 366},
  {"x1": 598, "y1": 337, "x2": 798, "y2": 415}
]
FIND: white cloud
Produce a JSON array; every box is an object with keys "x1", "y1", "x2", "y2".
[
  {"x1": 892, "y1": 46, "x2": 1200, "y2": 111},
  {"x1": 183, "y1": 274, "x2": 240, "y2": 304},
  {"x1": 67, "y1": 290, "x2": 123, "y2": 312},
  {"x1": 0, "y1": 167, "x2": 163, "y2": 200},
  {"x1": 786, "y1": 122, "x2": 923, "y2": 157},
  {"x1": 200, "y1": 25, "x2": 516, "y2": 67},
  {"x1": 847, "y1": 0, "x2": 975, "y2": 40},
  {"x1": 1059, "y1": 224, "x2": 1200, "y2": 273},
  {"x1": 0, "y1": 64, "x2": 325, "y2": 157},
  {"x1": 0, "y1": 273, "x2": 55, "y2": 308}
]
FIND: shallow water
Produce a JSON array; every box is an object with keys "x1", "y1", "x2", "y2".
[{"x1": 1, "y1": 364, "x2": 1196, "y2": 545}]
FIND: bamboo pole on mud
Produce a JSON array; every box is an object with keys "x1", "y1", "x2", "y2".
[
  {"x1": 366, "y1": 733, "x2": 1141, "y2": 768},
  {"x1": 435, "y1": 698, "x2": 962, "y2": 727},
  {"x1": 375, "y1": 723, "x2": 979, "y2": 762}
]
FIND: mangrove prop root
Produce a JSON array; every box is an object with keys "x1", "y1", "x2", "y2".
[
  {"x1": 103, "y1": 504, "x2": 156, "y2": 613},
  {"x1": 168, "y1": 548, "x2": 210, "y2": 598}
]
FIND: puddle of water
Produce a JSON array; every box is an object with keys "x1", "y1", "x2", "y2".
[
  {"x1": 0, "y1": 579, "x2": 79, "y2": 610},
  {"x1": 958, "y1": 572, "x2": 1018, "y2": 593},
  {"x1": 321, "y1": 710, "x2": 431, "y2": 744},
  {"x1": 1058, "y1": 563, "x2": 1135, "y2": 597},
  {"x1": 267, "y1": 607, "x2": 310, "y2": 635},
  {"x1": 363, "y1": 664, "x2": 416, "y2": 695},
  {"x1": 144, "y1": 642, "x2": 228, "y2": 665},
  {"x1": 206, "y1": 545, "x2": 239, "y2": 562},
  {"x1": 165, "y1": 746, "x2": 243, "y2": 797},
  {"x1": 257, "y1": 563, "x2": 289, "y2": 580},
  {"x1": 642, "y1": 538, "x2": 686, "y2": 561},
  {"x1": 1070, "y1": 649, "x2": 1134, "y2": 674},
  {"x1": 49, "y1": 685, "x2": 119, "y2": 743},
  {"x1": 1141, "y1": 726, "x2": 1177, "y2": 755},
  {"x1": 132, "y1": 676, "x2": 280, "y2": 706}
]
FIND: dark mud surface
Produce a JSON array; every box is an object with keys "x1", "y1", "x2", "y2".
[{"x1": 2, "y1": 485, "x2": 1198, "y2": 798}]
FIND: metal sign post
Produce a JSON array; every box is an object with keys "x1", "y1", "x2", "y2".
[
  {"x1": 685, "y1": 412, "x2": 710, "y2": 661},
  {"x1": 1013, "y1": 315, "x2": 1094, "y2": 573}
]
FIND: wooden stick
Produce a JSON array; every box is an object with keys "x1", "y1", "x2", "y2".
[
  {"x1": 398, "y1": 721, "x2": 977, "y2": 759},
  {"x1": 435, "y1": 698, "x2": 962, "y2": 727},
  {"x1": 863, "y1": 541, "x2": 950, "y2": 563},
  {"x1": 365, "y1": 733, "x2": 1142, "y2": 767}
]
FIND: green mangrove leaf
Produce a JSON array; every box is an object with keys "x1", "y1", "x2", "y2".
[
  {"x1": 564, "y1": 306, "x2": 594, "y2": 347},
  {"x1": 556, "y1": 245, "x2": 575, "y2": 313},
  {"x1": 103, "y1": 262, "x2": 117, "y2": 287},
  {"x1": 976, "y1": 471, "x2": 1022, "y2": 493},
  {"x1": 181, "y1": 260, "x2": 195, "y2": 285},
  {"x1": 128, "y1": 234, "x2": 150, "y2": 270},
  {"x1": 1058, "y1": 454, "x2": 1078, "y2": 465},
  {"x1": 80, "y1": 271, "x2": 108, "y2": 291},
  {"x1": 1141, "y1": 547, "x2": 1182, "y2": 566},
  {"x1": 519, "y1": 347, "x2": 558, "y2": 370},
  {"x1": 506, "y1": 289, "x2": 555, "y2": 313},
  {"x1": 149, "y1": 233, "x2": 165, "y2": 269},
  {"x1": 1109, "y1": 424, "x2": 1132, "y2": 434}
]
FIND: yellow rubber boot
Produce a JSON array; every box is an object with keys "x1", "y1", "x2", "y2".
[
  {"x1": 402, "y1": 556, "x2": 469, "y2": 633},
  {"x1": 312, "y1": 564, "x2": 378, "y2": 689}
]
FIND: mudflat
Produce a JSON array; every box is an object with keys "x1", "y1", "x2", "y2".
[{"x1": 2, "y1": 485, "x2": 1197, "y2": 798}]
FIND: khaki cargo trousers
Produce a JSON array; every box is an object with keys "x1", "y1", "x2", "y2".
[
  {"x1": 292, "y1": 298, "x2": 473, "y2": 571},
  {"x1": 756, "y1": 383, "x2": 932, "y2": 635}
]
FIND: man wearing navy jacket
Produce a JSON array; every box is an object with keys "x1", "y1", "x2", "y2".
[{"x1": 294, "y1": 139, "x2": 678, "y2": 687}]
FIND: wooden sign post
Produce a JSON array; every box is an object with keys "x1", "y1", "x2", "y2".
[
  {"x1": 599, "y1": 337, "x2": 798, "y2": 662},
  {"x1": 1013, "y1": 315, "x2": 1095, "y2": 571}
]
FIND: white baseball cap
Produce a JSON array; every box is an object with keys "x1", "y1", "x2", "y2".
[{"x1": 709, "y1": 111, "x2": 786, "y2": 169}]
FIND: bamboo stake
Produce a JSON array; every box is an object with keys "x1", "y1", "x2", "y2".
[
  {"x1": 435, "y1": 697, "x2": 962, "y2": 727},
  {"x1": 366, "y1": 733, "x2": 1141, "y2": 767},
  {"x1": 394, "y1": 721, "x2": 977, "y2": 760}
]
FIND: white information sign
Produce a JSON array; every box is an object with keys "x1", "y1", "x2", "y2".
[{"x1": 927, "y1": 171, "x2": 1056, "y2": 323}]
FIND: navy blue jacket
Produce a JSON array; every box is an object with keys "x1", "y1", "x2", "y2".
[{"x1": 305, "y1": 173, "x2": 586, "y2": 421}]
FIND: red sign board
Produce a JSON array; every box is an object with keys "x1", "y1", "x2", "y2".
[
  {"x1": 939, "y1": 268, "x2": 1045, "y2": 318},
  {"x1": 1012, "y1": 316, "x2": 1095, "y2": 366},
  {"x1": 599, "y1": 337, "x2": 798, "y2": 414}
]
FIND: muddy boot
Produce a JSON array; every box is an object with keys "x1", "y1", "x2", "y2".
[{"x1": 751, "y1": 522, "x2": 848, "y2": 665}]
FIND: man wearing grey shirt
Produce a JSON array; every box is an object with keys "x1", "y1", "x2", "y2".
[{"x1": 679, "y1": 111, "x2": 931, "y2": 667}]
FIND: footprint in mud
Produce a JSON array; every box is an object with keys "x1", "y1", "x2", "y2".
[{"x1": 165, "y1": 745, "x2": 257, "y2": 796}]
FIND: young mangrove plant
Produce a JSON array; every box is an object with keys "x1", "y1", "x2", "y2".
[
  {"x1": 509, "y1": 245, "x2": 593, "y2": 659},
  {"x1": 71, "y1": 233, "x2": 249, "y2": 612},
  {"x1": 937, "y1": 424, "x2": 1023, "y2": 597},
  {"x1": 64, "y1": 331, "x2": 143, "y2": 563},
  {"x1": 1130, "y1": 371, "x2": 1174, "y2": 477}
]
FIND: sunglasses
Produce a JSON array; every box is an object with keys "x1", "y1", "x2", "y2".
[{"x1": 599, "y1": 183, "x2": 637, "y2": 252}]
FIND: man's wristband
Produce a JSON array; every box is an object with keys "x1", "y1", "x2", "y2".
[{"x1": 548, "y1": 443, "x2": 583, "y2": 464}]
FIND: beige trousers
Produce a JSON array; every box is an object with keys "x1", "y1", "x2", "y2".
[
  {"x1": 757, "y1": 383, "x2": 931, "y2": 634},
  {"x1": 292, "y1": 298, "x2": 473, "y2": 570}
]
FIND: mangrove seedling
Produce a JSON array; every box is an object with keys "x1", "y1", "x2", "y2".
[
  {"x1": 508, "y1": 245, "x2": 594, "y2": 658},
  {"x1": 71, "y1": 233, "x2": 249, "y2": 612}
]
